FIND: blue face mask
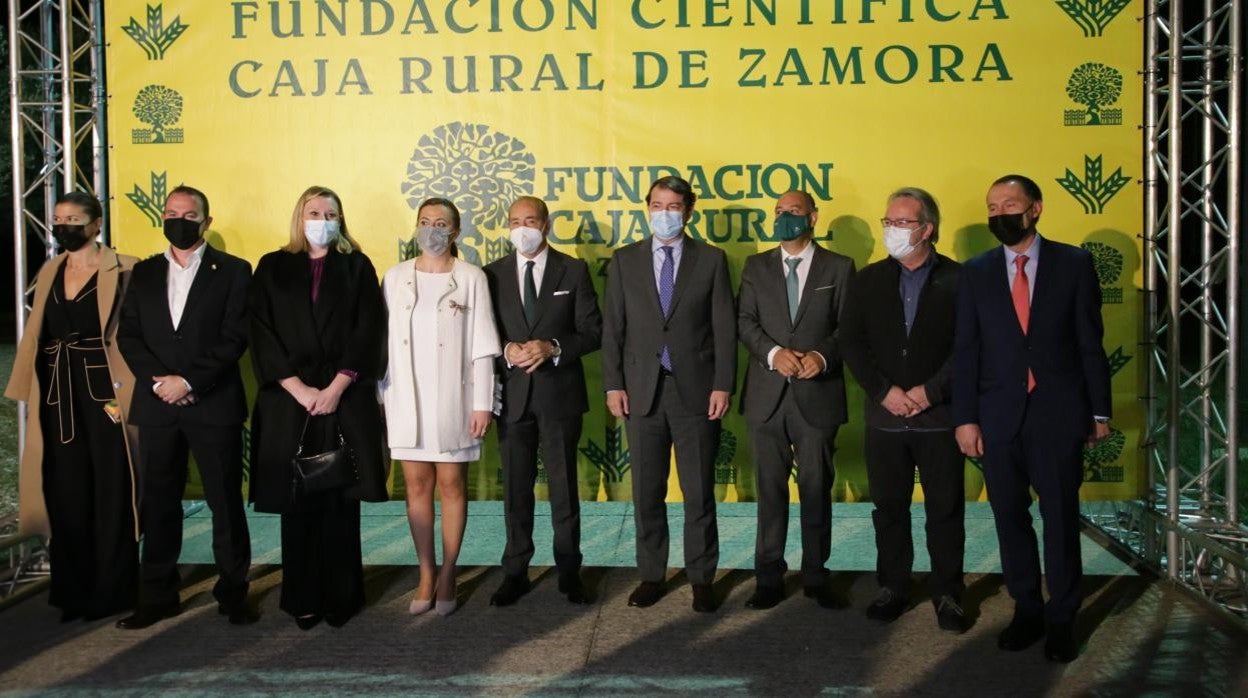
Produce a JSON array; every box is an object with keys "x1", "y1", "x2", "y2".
[
  {"x1": 775, "y1": 212, "x2": 811, "y2": 241},
  {"x1": 649, "y1": 210, "x2": 685, "y2": 241}
]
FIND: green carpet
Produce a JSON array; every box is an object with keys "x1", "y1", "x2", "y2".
[{"x1": 177, "y1": 501, "x2": 1135, "y2": 575}]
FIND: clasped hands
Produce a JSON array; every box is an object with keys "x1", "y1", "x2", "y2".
[
  {"x1": 506, "y1": 340, "x2": 557, "y2": 374},
  {"x1": 772, "y1": 348, "x2": 824, "y2": 380},
  {"x1": 281, "y1": 375, "x2": 350, "y2": 416},
  {"x1": 881, "y1": 385, "x2": 931, "y2": 419},
  {"x1": 152, "y1": 375, "x2": 196, "y2": 407}
]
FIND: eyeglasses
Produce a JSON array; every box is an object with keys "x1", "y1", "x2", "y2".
[{"x1": 880, "y1": 218, "x2": 922, "y2": 227}]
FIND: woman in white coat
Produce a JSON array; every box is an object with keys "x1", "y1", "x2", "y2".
[{"x1": 380, "y1": 197, "x2": 500, "y2": 616}]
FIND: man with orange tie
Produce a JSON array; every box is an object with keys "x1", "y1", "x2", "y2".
[{"x1": 952, "y1": 174, "x2": 1111, "y2": 663}]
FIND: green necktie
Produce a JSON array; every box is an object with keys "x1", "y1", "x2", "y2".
[
  {"x1": 523, "y1": 260, "x2": 537, "y2": 326},
  {"x1": 786, "y1": 257, "x2": 801, "y2": 323}
]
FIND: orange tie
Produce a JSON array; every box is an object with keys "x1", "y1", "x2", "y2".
[{"x1": 1012, "y1": 255, "x2": 1036, "y2": 393}]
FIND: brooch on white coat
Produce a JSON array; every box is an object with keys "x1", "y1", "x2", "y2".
[{"x1": 448, "y1": 300, "x2": 469, "y2": 316}]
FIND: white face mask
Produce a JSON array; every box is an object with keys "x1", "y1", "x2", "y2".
[
  {"x1": 417, "y1": 225, "x2": 451, "y2": 257},
  {"x1": 649, "y1": 210, "x2": 685, "y2": 241},
  {"x1": 304, "y1": 219, "x2": 340, "y2": 248},
  {"x1": 509, "y1": 225, "x2": 545, "y2": 257},
  {"x1": 883, "y1": 225, "x2": 918, "y2": 260}
]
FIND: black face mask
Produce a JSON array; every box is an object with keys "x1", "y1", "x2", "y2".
[
  {"x1": 987, "y1": 213, "x2": 1032, "y2": 247},
  {"x1": 163, "y1": 218, "x2": 203, "y2": 250},
  {"x1": 52, "y1": 224, "x2": 92, "y2": 252}
]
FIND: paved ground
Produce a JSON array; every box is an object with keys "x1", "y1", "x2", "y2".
[{"x1": 2, "y1": 562, "x2": 1246, "y2": 697}]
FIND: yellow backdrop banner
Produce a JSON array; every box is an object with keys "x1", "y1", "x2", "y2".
[{"x1": 105, "y1": 0, "x2": 1144, "y2": 502}]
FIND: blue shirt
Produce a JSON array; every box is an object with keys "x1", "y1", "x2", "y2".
[
  {"x1": 1004, "y1": 233, "x2": 1041, "y2": 300},
  {"x1": 651, "y1": 235, "x2": 684, "y2": 296},
  {"x1": 898, "y1": 253, "x2": 934, "y2": 336}
]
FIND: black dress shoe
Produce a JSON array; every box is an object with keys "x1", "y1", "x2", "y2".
[
  {"x1": 691, "y1": 583, "x2": 717, "y2": 613},
  {"x1": 558, "y1": 573, "x2": 591, "y2": 605},
  {"x1": 115, "y1": 603, "x2": 180, "y2": 630},
  {"x1": 489, "y1": 575, "x2": 532, "y2": 607},
  {"x1": 221, "y1": 604, "x2": 259, "y2": 625},
  {"x1": 295, "y1": 614, "x2": 322, "y2": 631},
  {"x1": 627, "y1": 581, "x2": 665, "y2": 608},
  {"x1": 1044, "y1": 622, "x2": 1078, "y2": 663},
  {"x1": 804, "y1": 584, "x2": 848, "y2": 610},
  {"x1": 997, "y1": 610, "x2": 1045, "y2": 651},
  {"x1": 745, "y1": 585, "x2": 783, "y2": 610},
  {"x1": 325, "y1": 612, "x2": 351, "y2": 628},
  {"x1": 865, "y1": 588, "x2": 907, "y2": 622},
  {"x1": 933, "y1": 595, "x2": 968, "y2": 633}
]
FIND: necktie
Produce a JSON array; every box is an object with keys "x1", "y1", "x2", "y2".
[
  {"x1": 523, "y1": 260, "x2": 537, "y2": 326},
  {"x1": 1012, "y1": 254, "x2": 1036, "y2": 393},
  {"x1": 786, "y1": 257, "x2": 802, "y2": 324},
  {"x1": 659, "y1": 246, "x2": 675, "y2": 372}
]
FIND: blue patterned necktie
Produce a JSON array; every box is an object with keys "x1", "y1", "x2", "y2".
[
  {"x1": 786, "y1": 257, "x2": 802, "y2": 323},
  {"x1": 659, "y1": 245, "x2": 675, "y2": 371}
]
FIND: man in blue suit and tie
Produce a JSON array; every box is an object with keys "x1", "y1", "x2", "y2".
[{"x1": 952, "y1": 174, "x2": 1111, "y2": 663}]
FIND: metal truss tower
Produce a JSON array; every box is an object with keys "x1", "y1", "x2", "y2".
[
  {"x1": 1085, "y1": 0, "x2": 1245, "y2": 621},
  {"x1": 2, "y1": 0, "x2": 106, "y2": 603}
]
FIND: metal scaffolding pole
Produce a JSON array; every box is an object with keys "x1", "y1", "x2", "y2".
[
  {"x1": 1085, "y1": 0, "x2": 1246, "y2": 621},
  {"x1": 3, "y1": 0, "x2": 106, "y2": 602}
]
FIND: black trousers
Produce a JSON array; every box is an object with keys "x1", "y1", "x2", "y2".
[
  {"x1": 982, "y1": 396, "x2": 1086, "y2": 624},
  {"x1": 749, "y1": 388, "x2": 837, "y2": 588},
  {"x1": 279, "y1": 494, "x2": 363, "y2": 619},
  {"x1": 625, "y1": 373, "x2": 720, "y2": 585},
  {"x1": 136, "y1": 421, "x2": 251, "y2": 608},
  {"x1": 864, "y1": 428, "x2": 966, "y2": 599},
  {"x1": 40, "y1": 388, "x2": 137, "y2": 617},
  {"x1": 498, "y1": 410, "x2": 583, "y2": 577}
]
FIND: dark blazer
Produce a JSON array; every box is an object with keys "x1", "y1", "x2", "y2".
[
  {"x1": 117, "y1": 244, "x2": 251, "y2": 427},
  {"x1": 841, "y1": 252, "x2": 960, "y2": 429},
  {"x1": 602, "y1": 235, "x2": 737, "y2": 416},
  {"x1": 484, "y1": 247, "x2": 602, "y2": 423},
  {"x1": 737, "y1": 243, "x2": 855, "y2": 429},
  {"x1": 247, "y1": 249, "x2": 388, "y2": 512},
  {"x1": 952, "y1": 237, "x2": 1112, "y2": 442}
]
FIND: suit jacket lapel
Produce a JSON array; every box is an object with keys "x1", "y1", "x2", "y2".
[
  {"x1": 665, "y1": 235, "x2": 698, "y2": 320},
  {"x1": 1030, "y1": 243, "x2": 1054, "y2": 330},
  {"x1": 987, "y1": 246, "x2": 1026, "y2": 338},
  {"x1": 95, "y1": 247, "x2": 122, "y2": 331},
  {"x1": 642, "y1": 242, "x2": 665, "y2": 321},
  {"x1": 792, "y1": 245, "x2": 823, "y2": 327},
  {"x1": 531, "y1": 249, "x2": 564, "y2": 329},
  {"x1": 312, "y1": 251, "x2": 345, "y2": 333},
  {"x1": 178, "y1": 245, "x2": 216, "y2": 328},
  {"x1": 497, "y1": 253, "x2": 525, "y2": 334}
]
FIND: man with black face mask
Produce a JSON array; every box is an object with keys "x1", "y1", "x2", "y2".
[
  {"x1": 737, "y1": 190, "x2": 855, "y2": 610},
  {"x1": 115, "y1": 185, "x2": 256, "y2": 629},
  {"x1": 952, "y1": 174, "x2": 1111, "y2": 663}
]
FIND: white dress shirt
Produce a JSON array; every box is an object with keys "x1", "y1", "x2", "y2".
[
  {"x1": 504, "y1": 246, "x2": 560, "y2": 367},
  {"x1": 766, "y1": 241, "x2": 825, "y2": 371},
  {"x1": 165, "y1": 242, "x2": 207, "y2": 330}
]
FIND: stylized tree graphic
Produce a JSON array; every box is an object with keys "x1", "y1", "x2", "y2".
[
  {"x1": 1081, "y1": 241, "x2": 1124, "y2": 286},
  {"x1": 1107, "y1": 346, "x2": 1133, "y2": 377},
  {"x1": 1066, "y1": 63, "x2": 1123, "y2": 125},
  {"x1": 1056, "y1": 155, "x2": 1131, "y2": 214},
  {"x1": 1054, "y1": 0, "x2": 1131, "y2": 38},
  {"x1": 132, "y1": 85, "x2": 183, "y2": 143},
  {"x1": 126, "y1": 171, "x2": 168, "y2": 227},
  {"x1": 485, "y1": 236, "x2": 514, "y2": 265},
  {"x1": 122, "y1": 4, "x2": 189, "y2": 60},
  {"x1": 715, "y1": 429, "x2": 738, "y2": 485},
  {"x1": 579, "y1": 424, "x2": 630, "y2": 483},
  {"x1": 401, "y1": 122, "x2": 536, "y2": 247},
  {"x1": 1083, "y1": 428, "x2": 1126, "y2": 482}
]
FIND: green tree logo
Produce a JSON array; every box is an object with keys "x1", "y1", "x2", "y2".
[
  {"x1": 126, "y1": 171, "x2": 167, "y2": 226},
  {"x1": 1064, "y1": 63, "x2": 1124, "y2": 126},
  {"x1": 131, "y1": 85, "x2": 184, "y2": 144},
  {"x1": 1081, "y1": 241, "x2": 1125, "y2": 304},
  {"x1": 1056, "y1": 154, "x2": 1131, "y2": 214},
  {"x1": 715, "y1": 429, "x2": 738, "y2": 485},
  {"x1": 580, "y1": 424, "x2": 630, "y2": 483},
  {"x1": 1107, "y1": 346, "x2": 1133, "y2": 377},
  {"x1": 122, "y1": 4, "x2": 189, "y2": 60},
  {"x1": 1055, "y1": 0, "x2": 1131, "y2": 38},
  {"x1": 1083, "y1": 428, "x2": 1126, "y2": 482}
]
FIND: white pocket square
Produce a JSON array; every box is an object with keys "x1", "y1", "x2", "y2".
[
  {"x1": 814, "y1": 284, "x2": 835, "y2": 291},
  {"x1": 553, "y1": 290, "x2": 571, "y2": 296}
]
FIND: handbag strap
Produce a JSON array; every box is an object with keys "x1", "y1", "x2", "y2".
[{"x1": 293, "y1": 413, "x2": 346, "y2": 457}]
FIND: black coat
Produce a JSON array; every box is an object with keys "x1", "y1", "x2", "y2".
[
  {"x1": 117, "y1": 245, "x2": 251, "y2": 427},
  {"x1": 483, "y1": 248, "x2": 602, "y2": 422},
  {"x1": 841, "y1": 252, "x2": 960, "y2": 430},
  {"x1": 247, "y1": 249, "x2": 388, "y2": 513}
]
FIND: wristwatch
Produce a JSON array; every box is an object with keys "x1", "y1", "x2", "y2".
[{"x1": 1093, "y1": 416, "x2": 1110, "y2": 424}]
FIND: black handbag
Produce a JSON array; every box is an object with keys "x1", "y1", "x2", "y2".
[{"x1": 291, "y1": 415, "x2": 357, "y2": 498}]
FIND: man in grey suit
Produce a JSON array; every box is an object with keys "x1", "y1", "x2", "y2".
[
  {"x1": 737, "y1": 190, "x2": 855, "y2": 610},
  {"x1": 602, "y1": 176, "x2": 737, "y2": 613}
]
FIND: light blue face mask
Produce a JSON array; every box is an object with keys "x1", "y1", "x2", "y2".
[
  {"x1": 649, "y1": 210, "x2": 685, "y2": 241},
  {"x1": 417, "y1": 225, "x2": 451, "y2": 256}
]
